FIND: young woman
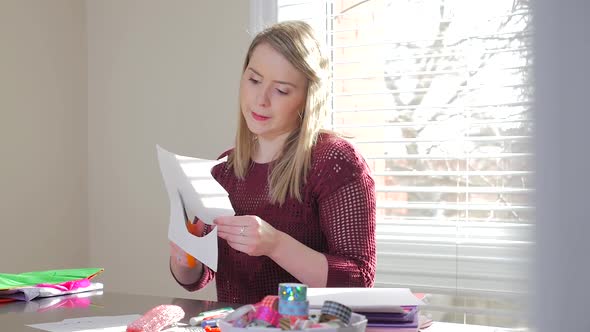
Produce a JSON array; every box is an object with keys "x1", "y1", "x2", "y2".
[{"x1": 170, "y1": 21, "x2": 376, "y2": 304}]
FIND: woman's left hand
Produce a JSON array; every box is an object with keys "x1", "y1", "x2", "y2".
[{"x1": 214, "y1": 215, "x2": 282, "y2": 257}]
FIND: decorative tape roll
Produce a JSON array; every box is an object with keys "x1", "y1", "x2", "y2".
[
  {"x1": 320, "y1": 300, "x2": 352, "y2": 326},
  {"x1": 278, "y1": 299, "x2": 309, "y2": 317},
  {"x1": 278, "y1": 283, "x2": 307, "y2": 302},
  {"x1": 253, "y1": 305, "x2": 281, "y2": 327},
  {"x1": 223, "y1": 304, "x2": 256, "y2": 328},
  {"x1": 258, "y1": 295, "x2": 279, "y2": 311},
  {"x1": 279, "y1": 317, "x2": 292, "y2": 330}
]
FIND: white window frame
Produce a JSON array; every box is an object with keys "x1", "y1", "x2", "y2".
[{"x1": 250, "y1": 0, "x2": 533, "y2": 299}]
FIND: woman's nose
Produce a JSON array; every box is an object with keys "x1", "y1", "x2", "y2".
[{"x1": 256, "y1": 86, "x2": 270, "y2": 107}]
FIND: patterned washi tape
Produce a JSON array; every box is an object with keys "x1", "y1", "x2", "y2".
[
  {"x1": 253, "y1": 305, "x2": 281, "y2": 327},
  {"x1": 258, "y1": 295, "x2": 279, "y2": 310},
  {"x1": 278, "y1": 283, "x2": 307, "y2": 302},
  {"x1": 319, "y1": 300, "x2": 352, "y2": 326},
  {"x1": 223, "y1": 304, "x2": 256, "y2": 328},
  {"x1": 278, "y1": 299, "x2": 309, "y2": 316},
  {"x1": 279, "y1": 317, "x2": 292, "y2": 330}
]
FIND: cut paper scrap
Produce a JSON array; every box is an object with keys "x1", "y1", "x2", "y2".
[{"x1": 156, "y1": 145, "x2": 235, "y2": 272}]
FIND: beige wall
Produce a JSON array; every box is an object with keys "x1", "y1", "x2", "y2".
[
  {"x1": 1, "y1": 0, "x2": 250, "y2": 300},
  {"x1": 86, "y1": 0, "x2": 250, "y2": 299},
  {"x1": 0, "y1": 1, "x2": 88, "y2": 272}
]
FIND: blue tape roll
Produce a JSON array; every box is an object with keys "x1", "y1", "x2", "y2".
[{"x1": 278, "y1": 299, "x2": 309, "y2": 316}]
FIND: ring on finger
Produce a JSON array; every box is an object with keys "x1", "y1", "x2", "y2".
[{"x1": 239, "y1": 225, "x2": 246, "y2": 237}]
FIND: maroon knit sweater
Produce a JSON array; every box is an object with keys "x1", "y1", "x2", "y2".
[{"x1": 175, "y1": 133, "x2": 376, "y2": 304}]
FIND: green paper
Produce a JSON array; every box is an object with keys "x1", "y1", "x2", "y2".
[{"x1": 0, "y1": 268, "x2": 104, "y2": 291}]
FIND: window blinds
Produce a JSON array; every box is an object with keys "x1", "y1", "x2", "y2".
[{"x1": 269, "y1": 0, "x2": 533, "y2": 297}]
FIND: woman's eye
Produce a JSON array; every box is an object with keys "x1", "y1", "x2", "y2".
[
  {"x1": 249, "y1": 78, "x2": 260, "y2": 84},
  {"x1": 276, "y1": 89, "x2": 288, "y2": 95}
]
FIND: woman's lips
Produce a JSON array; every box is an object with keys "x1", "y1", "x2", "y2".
[{"x1": 252, "y1": 111, "x2": 270, "y2": 121}]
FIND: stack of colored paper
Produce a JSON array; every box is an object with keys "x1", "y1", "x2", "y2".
[
  {"x1": 306, "y1": 288, "x2": 424, "y2": 332},
  {"x1": 360, "y1": 306, "x2": 420, "y2": 332}
]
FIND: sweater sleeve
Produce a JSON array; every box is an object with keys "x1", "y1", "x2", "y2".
[
  {"x1": 313, "y1": 137, "x2": 377, "y2": 287},
  {"x1": 170, "y1": 223, "x2": 216, "y2": 292}
]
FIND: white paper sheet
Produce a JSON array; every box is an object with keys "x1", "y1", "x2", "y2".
[
  {"x1": 307, "y1": 287, "x2": 423, "y2": 313},
  {"x1": 27, "y1": 314, "x2": 141, "y2": 332},
  {"x1": 420, "y1": 321, "x2": 514, "y2": 332},
  {"x1": 157, "y1": 145, "x2": 235, "y2": 272}
]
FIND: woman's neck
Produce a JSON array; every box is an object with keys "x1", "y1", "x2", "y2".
[{"x1": 253, "y1": 132, "x2": 290, "y2": 164}]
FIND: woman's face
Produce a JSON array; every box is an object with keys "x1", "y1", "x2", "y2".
[{"x1": 240, "y1": 43, "x2": 308, "y2": 141}]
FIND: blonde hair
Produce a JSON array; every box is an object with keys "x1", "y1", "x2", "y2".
[{"x1": 228, "y1": 21, "x2": 330, "y2": 205}]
